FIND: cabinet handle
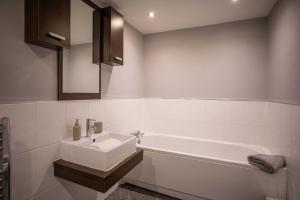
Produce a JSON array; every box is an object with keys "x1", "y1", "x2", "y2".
[
  {"x1": 47, "y1": 32, "x2": 66, "y2": 41},
  {"x1": 114, "y1": 57, "x2": 123, "y2": 61}
]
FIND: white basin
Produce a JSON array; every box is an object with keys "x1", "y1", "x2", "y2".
[{"x1": 60, "y1": 132, "x2": 137, "y2": 171}]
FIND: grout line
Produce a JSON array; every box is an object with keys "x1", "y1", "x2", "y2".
[{"x1": 11, "y1": 141, "x2": 60, "y2": 158}]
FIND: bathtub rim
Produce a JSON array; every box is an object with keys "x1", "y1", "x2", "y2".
[{"x1": 137, "y1": 131, "x2": 273, "y2": 170}]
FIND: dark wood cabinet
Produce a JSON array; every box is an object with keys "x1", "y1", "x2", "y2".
[
  {"x1": 25, "y1": 0, "x2": 70, "y2": 50},
  {"x1": 101, "y1": 7, "x2": 124, "y2": 66},
  {"x1": 93, "y1": 10, "x2": 101, "y2": 64},
  {"x1": 54, "y1": 150, "x2": 143, "y2": 193}
]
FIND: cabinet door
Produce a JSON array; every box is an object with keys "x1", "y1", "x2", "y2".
[
  {"x1": 25, "y1": 0, "x2": 70, "y2": 49},
  {"x1": 38, "y1": 0, "x2": 70, "y2": 48},
  {"x1": 93, "y1": 10, "x2": 101, "y2": 64},
  {"x1": 110, "y1": 8, "x2": 124, "y2": 65},
  {"x1": 101, "y1": 7, "x2": 124, "y2": 66}
]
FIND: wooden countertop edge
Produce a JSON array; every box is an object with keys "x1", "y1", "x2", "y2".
[{"x1": 53, "y1": 149, "x2": 143, "y2": 192}]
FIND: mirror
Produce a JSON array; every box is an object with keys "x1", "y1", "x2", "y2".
[{"x1": 58, "y1": 0, "x2": 101, "y2": 100}]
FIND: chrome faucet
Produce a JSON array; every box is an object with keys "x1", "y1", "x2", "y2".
[
  {"x1": 130, "y1": 130, "x2": 144, "y2": 144},
  {"x1": 86, "y1": 118, "x2": 96, "y2": 137}
]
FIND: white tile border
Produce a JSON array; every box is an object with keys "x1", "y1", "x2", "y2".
[{"x1": 1, "y1": 97, "x2": 299, "y2": 106}]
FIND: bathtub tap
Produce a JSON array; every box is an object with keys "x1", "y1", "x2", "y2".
[{"x1": 130, "y1": 131, "x2": 144, "y2": 144}]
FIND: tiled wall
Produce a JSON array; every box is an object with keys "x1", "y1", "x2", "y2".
[
  {"x1": 0, "y1": 98, "x2": 299, "y2": 200},
  {"x1": 0, "y1": 99, "x2": 143, "y2": 200},
  {"x1": 143, "y1": 98, "x2": 300, "y2": 200},
  {"x1": 143, "y1": 99, "x2": 296, "y2": 150},
  {"x1": 143, "y1": 99, "x2": 267, "y2": 145}
]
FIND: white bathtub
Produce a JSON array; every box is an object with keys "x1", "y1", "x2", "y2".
[{"x1": 125, "y1": 133, "x2": 287, "y2": 200}]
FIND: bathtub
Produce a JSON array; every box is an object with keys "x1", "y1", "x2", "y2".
[{"x1": 124, "y1": 133, "x2": 287, "y2": 200}]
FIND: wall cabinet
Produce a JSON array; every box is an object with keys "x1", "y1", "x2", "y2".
[
  {"x1": 24, "y1": 1, "x2": 124, "y2": 100},
  {"x1": 101, "y1": 7, "x2": 124, "y2": 66},
  {"x1": 25, "y1": 0, "x2": 70, "y2": 50}
]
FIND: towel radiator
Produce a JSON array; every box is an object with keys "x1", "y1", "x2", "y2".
[{"x1": 0, "y1": 117, "x2": 10, "y2": 200}]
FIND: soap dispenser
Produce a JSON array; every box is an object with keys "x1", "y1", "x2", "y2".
[{"x1": 73, "y1": 119, "x2": 81, "y2": 141}]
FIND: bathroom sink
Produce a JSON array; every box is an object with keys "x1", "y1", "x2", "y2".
[{"x1": 60, "y1": 132, "x2": 137, "y2": 171}]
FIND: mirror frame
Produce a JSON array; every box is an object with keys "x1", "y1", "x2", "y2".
[{"x1": 58, "y1": 0, "x2": 101, "y2": 101}]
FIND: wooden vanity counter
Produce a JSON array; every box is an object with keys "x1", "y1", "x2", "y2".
[{"x1": 53, "y1": 149, "x2": 143, "y2": 193}]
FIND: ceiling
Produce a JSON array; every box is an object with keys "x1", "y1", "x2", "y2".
[{"x1": 100, "y1": 0, "x2": 277, "y2": 34}]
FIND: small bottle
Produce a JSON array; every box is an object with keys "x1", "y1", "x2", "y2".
[{"x1": 73, "y1": 119, "x2": 81, "y2": 141}]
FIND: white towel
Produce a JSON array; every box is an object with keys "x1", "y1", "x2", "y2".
[{"x1": 90, "y1": 138, "x2": 122, "y2": 152}]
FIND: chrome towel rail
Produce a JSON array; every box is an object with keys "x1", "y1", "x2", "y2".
[{"x1": 0, "y1": 117, "x2": 10, "y2": 200}]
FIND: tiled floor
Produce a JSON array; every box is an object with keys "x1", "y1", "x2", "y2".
[{"x1": 105, "y1": 183, "x2": 181, "y2": 200}]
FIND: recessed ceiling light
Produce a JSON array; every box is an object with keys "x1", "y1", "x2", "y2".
[
  {"x1": 231, "y1": 0, "x2": 239, "y2": 3},
  {"x1": 148, "y1": 11, "x2": 155, "y2": 18}
]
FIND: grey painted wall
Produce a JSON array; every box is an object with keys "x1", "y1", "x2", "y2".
[
  {"x1": 0, "y1": 0, "x2": 144, "y2": 103},
  {"x1": 0, "y1": 0, "x2": 57, "y2": 102},
  {"x1": 268, "y1": 0, "x2": 300, "y2": 104},
  {"x1": 63, "y1": 43, "x2": 99, "y2": 93},
  {"x1": 144, "y1": 18, "x2": 269, "y2": 99},
  {"x1": 1, "y1": 0, "x2": 299, "y2": 103},
  {"x1": 101, "y1": 23, "x2": 145, "y2": 98}
]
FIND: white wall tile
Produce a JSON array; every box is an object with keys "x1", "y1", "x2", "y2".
[
  {"x1": 11, "y1": 143, "x2": 60, "y2": 200},
  {"x1": 66, "y1": 101, "x2": 89, "y2": 138},
  {"x1": 0, "y1": 103, "x2": 36, "y2": 155},
  {"x1": 33, "y1": 143, "x2": 60, "y2": 193},
  {"x1": 184, "y1": 122, "x2": 226, "y2": 141},
  {"x1": 223, "y1": 124, "x2": 257, "y2": 144},
  {"x1": 89, "y1": 100, "x2": 112, "y2": 131},
  {"x1": 36, "y1": 180, "x2": 101, "y2": 200},
  {"x1": 199, "y1": 100, "x2": 226, "y2": 123},
  {"x1": 252, "y1": 126, "x2": 271, "y2": 147},
  {"x1": 262, "y1": 103, "x2": 293, "y2": 154},
  {"x1": 224, "y1": 101, "x2": 266, "y2": 126},
  {"x1": 288, "y1": 105, "x2": 300, "y2": 200},
  {"x1": 88, "y1": 101, "x2": 102, "y2": 121},
  {"x1": 36, "y1": 102, "x2": 66, "y2": 147},
  {"x1": 262, "y1": 103, "x2": 292, "y2": 133},
  {"x1": 11, "y1": 151, "x2": 35, "y2": 200},
  {"x1": 90, "y1": 99, "x2": 143, "y2": 133},
  {"x1": 89, "y1": 100, "x2": 116, "y2": 131},
  {"x1": 290, "y1": 105, "x2": 300, "y2": 149},
  {"x1": 56, "y1": 179, "x2": 99, "y2": 200},
  {"x1": 144, "y1": 99, "x2": 264, "y2": 144},
  {"x1": 36, "y1": 183, "x2": 72, "y2": 200},
  {"x1": 143, "y1": 99, "x2": 196, "y2": 135}
]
